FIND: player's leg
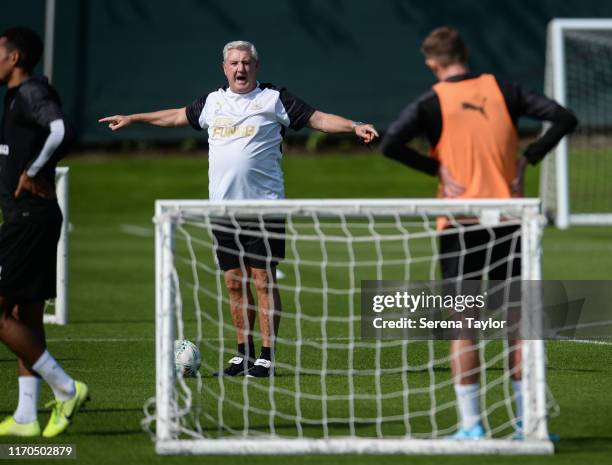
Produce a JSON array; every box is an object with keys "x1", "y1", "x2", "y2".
[
  {"x1": 0, "y1": 297, "x2": 45, "y2": 364},
  {"x1": 508, "y1": 338, "x2": 523, "y2": 428},
  {"x1": 7, "y1": 212, "x2": 88, "y2": 438},
  {"x1": 13, "y1": 301, "x2": 44, "y2": 434},
  {"x1": 441, "y1": 225, "x2": 489, "y2": 438},
  {"x1": 488, "y1": 225, "x2": 524, "y2": 432},
  {"x1": 0, "y1": 298, "x2": 87, "y2": 438},
  {"x1": 246, "y1": 217, "x2": 285, "y2": 378},
  {"x1": 0, "y1": 297, "x2": 43, "y2": 436}
]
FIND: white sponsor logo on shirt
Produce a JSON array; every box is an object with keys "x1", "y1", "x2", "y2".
[{"x1": 0, "y1": 144, "x2": 9, "y2": 156}]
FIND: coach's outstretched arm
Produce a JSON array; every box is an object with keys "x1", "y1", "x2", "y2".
[
  {"x1": 307, "y1": 111, "x2": 379, "y2": 144},
  {"x1": 98, "y1": 108, "x2": 189, "y2": 130}
]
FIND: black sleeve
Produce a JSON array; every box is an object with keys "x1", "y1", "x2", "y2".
[
  {"x1": 277, "y1": 87, "x2": 316, "y2": 131},
  {"x1": 20, "y1": 82, "x2": 63, "y2": 128},
  {"x1": 379, "y1": 90, "x2": 441, "y2": 177},
  {"x1": 497, "y1": 79, "x2": 578, "y2": 165},
  {"x1": 185, "y1": 95, "x2": 207, "y2": 131}
]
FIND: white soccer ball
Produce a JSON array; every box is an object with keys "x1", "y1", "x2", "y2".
[{"x1": 174, "y1": 339, "x2": 201, "y2": 378}]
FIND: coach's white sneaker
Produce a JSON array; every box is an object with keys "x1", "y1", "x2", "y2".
[
  {"x1": 246, "y1": 358, "x2": 273, "y2": 378},
  {"x1": 213, "y1": 356, "x2": 253, "y2": 377}
]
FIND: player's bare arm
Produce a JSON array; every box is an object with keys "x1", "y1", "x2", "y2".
[
  {"x1": 511, "y1": 157, "x2": 528, "y2": 197},
  {"x1": 307, "y1": 110, "x2": 379, "y2": 144},
  {"x1": 439, "y1": 166, "x2": 466, "y2": 198},
  {"x1": 98, "y1": 107, "x2": 189, "y2": 130}
]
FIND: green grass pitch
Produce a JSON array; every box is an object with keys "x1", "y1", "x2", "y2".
[{"x1": 0, "y1": 154, "x2": 610, "y2": 464}]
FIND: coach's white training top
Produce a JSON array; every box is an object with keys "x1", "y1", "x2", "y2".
[{"x1": 186, "y1": 82, "x2": 315, "y2": 200}]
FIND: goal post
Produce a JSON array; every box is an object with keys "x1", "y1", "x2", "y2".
[
  {"x1": 148, "y1": 198, "x2": 553, "y2": 455},
  {"x1": 541, "y1": 18, "x2": 612, "y2": 228},
  {"x1": 43, "y1": 166, "x2": 70, "y2": 325}
]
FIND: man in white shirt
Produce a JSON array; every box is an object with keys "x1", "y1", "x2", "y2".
[{"x1": 100, "y1": 40, "x2": 378, "y2": 377}]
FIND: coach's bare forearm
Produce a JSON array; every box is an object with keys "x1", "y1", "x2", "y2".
[
  {"x1": 99, "y1": 107, "x2": 188, "y2": 130},
  {"x1": 307, "y1": 110, "x2": 379, "y2": 143},
  {"x1": 309, "y1": 110, "x2": 363, "y2": 133},
  {"x1": 129, "y1": 108, "x2": 188, "y2": 127}
]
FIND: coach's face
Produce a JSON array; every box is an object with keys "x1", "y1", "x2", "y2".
[{"x1": 223, "y1": 48, "x2": 258, "y2": 94}]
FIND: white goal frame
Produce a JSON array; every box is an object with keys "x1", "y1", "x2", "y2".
[
  {"x1": 540, "y1": 18, "x2": 612, "y2": 228},
  {"x1": 153, "y1": 198, "x2": 552, "y2": 455},
  {"x1": 43, "y1": 166, "x2": 69, "y2": 325}
]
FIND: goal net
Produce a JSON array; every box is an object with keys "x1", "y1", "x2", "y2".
[
  {"x1": 146, "y1": 199, "x2": 553, "y2": 455},
  {"x1": 42, "y1": 166, "x2": 70, "y2": 325},
  {"x1": 541, "y1": 18, "x2": 612, "y2": 228}
]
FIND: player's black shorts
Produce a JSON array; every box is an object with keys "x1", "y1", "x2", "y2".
[
  {"x1": 439, "y1": 223, "x2": 522, "y2": 327},
  {"x1": 0, "y1": 208, "x2": 62, "y2": 302},
  {"x1": 439, "y1": 223, "x2": 521, "y2": 281},
  {"x1": 211, "y1": 218, "x2": 286, "y2": 271}
]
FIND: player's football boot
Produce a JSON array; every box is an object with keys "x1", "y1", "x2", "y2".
[
  {"x1": 448, "y1": 421, "x2": 486, "y2": 439},
  {"x1": 213, "y1": 356, "x2": 253, "y2": 376},
  {"x1": 0, "y1": 416, "x2": 40, "y2": 437},
  {"x1": 42, "y1": 381, "x2": 90, "y2": 438},
  {"x1": 246, "y1": 358, "x2": 273, "y2": 378}
]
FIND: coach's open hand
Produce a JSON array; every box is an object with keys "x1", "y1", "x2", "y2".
[{"x1": 14, "y1": 170, "x2": 55, "y2": 199}]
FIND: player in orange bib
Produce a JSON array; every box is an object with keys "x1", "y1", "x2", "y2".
[{"x1": 381, "y1": 26, "x2": 577, "y2": 439}]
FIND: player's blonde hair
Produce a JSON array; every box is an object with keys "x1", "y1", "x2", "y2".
[{"x1": 222, "y1": 40, "x2": 259, "y2": 62}]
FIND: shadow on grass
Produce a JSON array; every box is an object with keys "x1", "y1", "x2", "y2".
[
  {"x1": 0, "y1": 357, "x2": 80, "y2": 364},
  {"x1": 196, "y1": 418, "x2": 419, "y2": 437},
  {"x1": 78, "y1": 429, "x2": 146, "y2": 436},
  {"x1": 547, "y1": 366, "x2": 607, "y2": 373},
  {"x1": 82, "y1": 407, "x2": 145, "y2": 414},
  {"x1": 556, "y1": 436, "x2": 612, "y2": 450},
  {"x1": 66, "y1": 319, "x2": 153, "y2": 325}
]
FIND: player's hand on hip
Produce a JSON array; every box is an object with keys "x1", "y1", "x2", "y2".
[
  {"x1": 98, "y1": 115, "x2": 132, "y2": 131},
  {"x1": 14, "y1": 171, "x2": 55, "y2": 199},
  {"x1": 439, "y1": 166, "x2": 466, "y2": 198},
  {"x1": 354, "y1": 124, "x2": 379, "y2": 144},
  {"x1": 511, "y1": 157, "x2": 528, "y2": 198}
]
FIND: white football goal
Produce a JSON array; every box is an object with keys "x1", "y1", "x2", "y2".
[
  {"x1": 146, "y1": 198, "x2": 553, "y2": 455},
  {"x1": 42, "y1": 166, "x2": 70, "y2": 325},
  {"x1": 541, "y1": 18, "x2": 612, "y2": 228}
]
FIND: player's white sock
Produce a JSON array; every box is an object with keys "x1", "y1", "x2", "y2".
[
  {"x1": 454, "y1": 383, "x2": 481, "y2": 430},
  {"x1": 32, "y1": 350, "x2": 76, "y2": 401},
  {"x1": 13, "y1": 376, "x2": 41, "y2": 424},
  {"x1": 512, "y1": 379, "x2": 523, "y2": 424}
]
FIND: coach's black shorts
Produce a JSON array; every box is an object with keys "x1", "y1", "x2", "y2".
[
  {"x1": 211, "y1": 218, "x2": 285, "y2": 271},
  {"x1": 0, "y1": 208, "x2": 62, "y2": 302}
]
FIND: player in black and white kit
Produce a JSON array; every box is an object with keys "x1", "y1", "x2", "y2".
[
  {"x1": 100, "y1": 40, "x2": 379, "y2": 377},
  {"x1": 0, "y1": 28, "x2": 88, "y2": 438}
]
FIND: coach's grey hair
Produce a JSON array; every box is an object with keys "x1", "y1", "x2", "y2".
[{"x1": 222, "y1": 40, "x2": 259, "y2": 62}]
